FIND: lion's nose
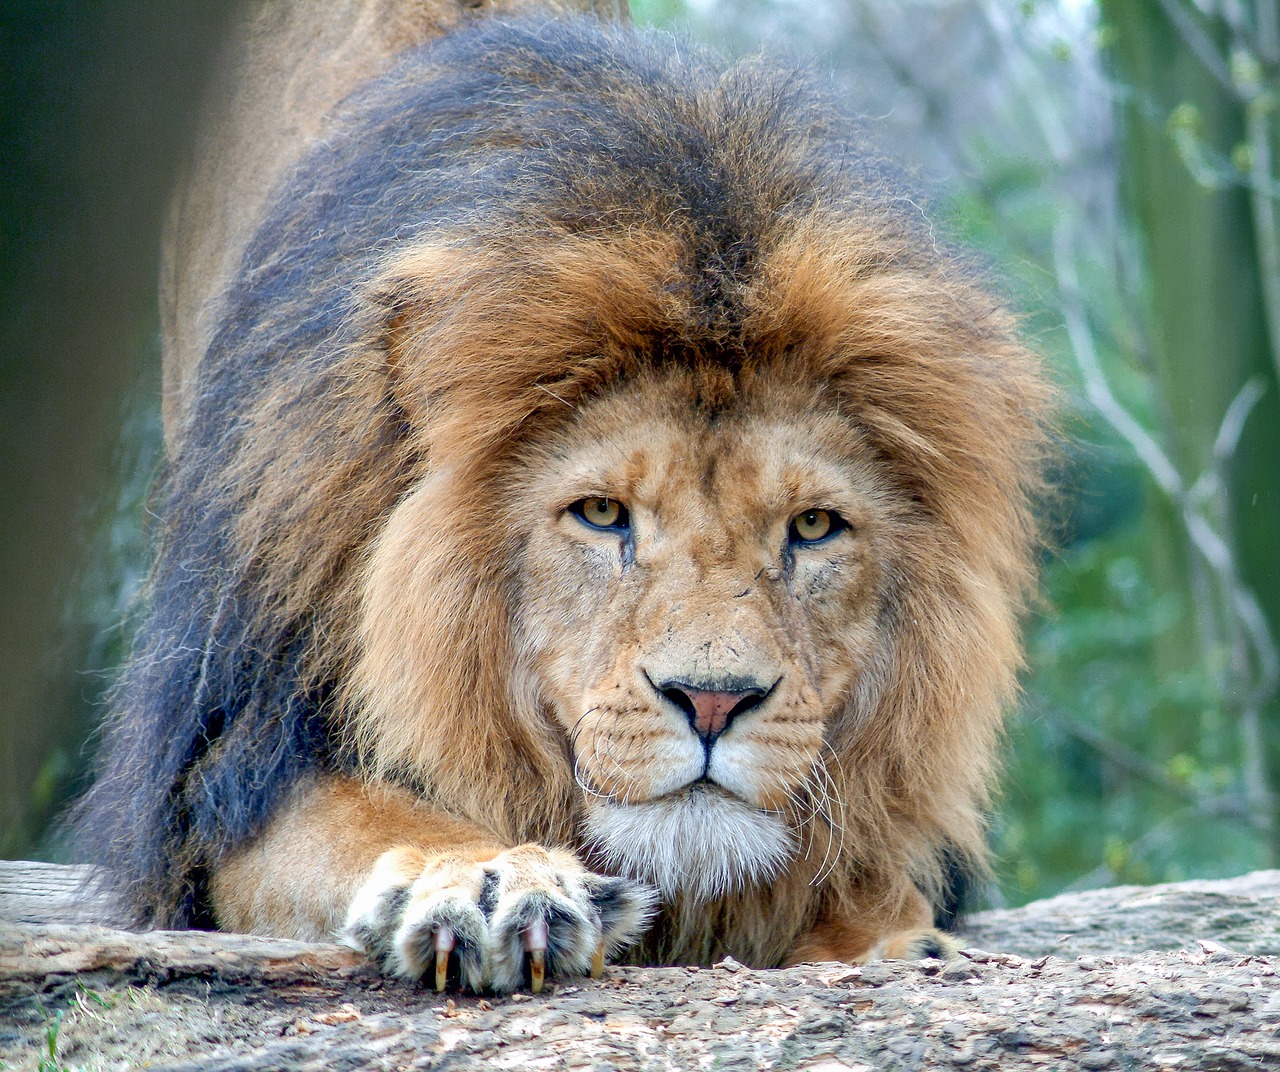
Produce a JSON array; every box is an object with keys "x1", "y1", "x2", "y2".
[{"x1": 654, "y1": 678, "x2": 771, "y2": 744}]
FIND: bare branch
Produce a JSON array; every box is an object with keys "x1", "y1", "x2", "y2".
[
  {"x1": 1051, "y1": 221, "x2": 1184, "y2": 497},
  {"x1": 1156, "y1": 0, "x2": 1236, "y2": 90},
  {"x1": 981, "y1": 1, "x2": 1073, "y2": 164},
  {"x1": 1212, "y1": 376, "x2": 1266, "y2": 461}
]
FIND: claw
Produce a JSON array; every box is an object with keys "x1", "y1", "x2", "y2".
[
  {"x1": 590, "y1": 939, "x2": 605, "y2": 979},
  {"x1": 523, "y1": 918, "x2": 549, "y2": 994},
  {"x1": 434, "y1": 924, "x2": 455, "y2": 992}
]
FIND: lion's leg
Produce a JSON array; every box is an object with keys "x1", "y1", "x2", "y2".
[
  {"x1": 210, "y1": 774, "x2": 654, "y2": 992},
  {"x1": 783, "y1": 885, "x2": 959, "y2": 966}
]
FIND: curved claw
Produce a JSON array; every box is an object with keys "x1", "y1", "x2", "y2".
[
  {"x1": 590, "y1": 939, "x2": 605, "y2": 979},
  {"x1": 434, "y1": 923, "x2": 455, "y2": 992},
  {"x1": 523, "y1": 918, "x2": 549, "y2": 993}
]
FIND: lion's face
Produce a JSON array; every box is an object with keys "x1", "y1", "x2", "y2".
[{"x1": 508, "y1": 367, "x2": 904, "y2": 901}]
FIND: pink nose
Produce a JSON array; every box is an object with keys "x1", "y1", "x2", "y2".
[{"x1": 655, "y1": 680, "x2": 770, "y2": 743}]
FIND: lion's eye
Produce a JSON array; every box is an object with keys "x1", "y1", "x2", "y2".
[
  {"x1": 570, "y1": 496, "x2": 630, "y2": 532},
  {"x1": 789, "y1": 508, "x2": 846, "y2": 544}
]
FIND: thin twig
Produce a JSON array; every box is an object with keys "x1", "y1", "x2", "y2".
[
  {"x1": 1156, "y1": 0, "x2": 1235, "y2": 91},
  {"x1": 1212, "y1": 377, "x2": 1266, "y2": 462},
  {"x1": 1051, "y1": 221, "x2": 1183, "y2": 497},
  {"x1": 981, "y1": 0, "x2": 1074, "y2": 164},
  {"x1": 1244, "y1": 80, "x2": 1280, "y2": 387}
]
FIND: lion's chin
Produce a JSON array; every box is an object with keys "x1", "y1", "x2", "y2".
[{"x1": 581, "y1": 785, "x2": 798, "y2": 904}]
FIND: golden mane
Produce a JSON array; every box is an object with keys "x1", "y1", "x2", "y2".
[{"x1": 293, "y1": 215, "x2": 1047, "y2": 951}]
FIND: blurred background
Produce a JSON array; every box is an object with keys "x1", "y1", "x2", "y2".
[{"x1": 2, "y1": 0, "x2": 1277, "y2": 908}]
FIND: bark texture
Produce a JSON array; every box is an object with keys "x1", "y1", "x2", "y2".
[{"x1": 2, "y1": 863, "x2": 1279, "y2": 1071}]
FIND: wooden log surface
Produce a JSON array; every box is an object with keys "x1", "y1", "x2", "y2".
[
  {"x1": 0, "y1": 860, "x2": 132, "y2": 929},
  {"x1": 3, "y1": 861, "x2": 1280, "y2": 1071}
]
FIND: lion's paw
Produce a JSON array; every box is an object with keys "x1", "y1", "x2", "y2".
[
  {"x1": 341, "y1": 844, "x2": 655, "y2": 993},
  {"x1": 869, "y1": 926, "x2": 960, "y2": 962}
]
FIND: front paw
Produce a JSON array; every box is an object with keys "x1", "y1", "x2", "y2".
[
  {"x1": 340, "y1": 844, "x2": 655, "y2": 993},
  {"x1": 786, "y1": 913, "x2": 960, "y2": 966},
  {"x1": 870, "y1": 926, "x2": 960, "y2": 961}
]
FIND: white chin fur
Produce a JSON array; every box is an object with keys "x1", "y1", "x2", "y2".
[{"x1": 583, "y1": 788, "x2": 797, "y2": 903}]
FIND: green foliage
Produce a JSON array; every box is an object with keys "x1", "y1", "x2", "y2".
[
  {"x1": 630, "y1": 0, "x2": 691, "y2": 28},
  {"x1": 998, "y1": 526, "x2": 1269, "y2": 903},
  {"x1": 933, "y1": 4, "x2": 1279, "y2": 902},
  {"x1": 24, "y1": 990, "x2": 115, "y2": 1072},
  {"x1": 37, "y1": 1010, "x2": 72, "y2": 1072}
]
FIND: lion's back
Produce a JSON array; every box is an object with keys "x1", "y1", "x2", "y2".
[{"x1": 161, "y1": 0, "x2": 624, "y2": 454}]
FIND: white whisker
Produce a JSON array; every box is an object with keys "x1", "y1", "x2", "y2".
[
  {"x1": 805, "y1": 745, "x2": 846, "y2": 888},
  {"x1": 569, "y1": 706, "x2": 611, "y2": 802}
]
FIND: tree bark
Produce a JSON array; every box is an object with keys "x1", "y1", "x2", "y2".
[{"x1": 3, "y1": 862, "x2": 1279, "y2": 1071}]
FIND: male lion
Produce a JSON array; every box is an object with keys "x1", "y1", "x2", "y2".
[{"x1": 75, "y1": 0, "x2": 1050, "y2": 993}]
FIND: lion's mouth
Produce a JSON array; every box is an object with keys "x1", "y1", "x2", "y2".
[
  {"x1": 664, "y1": 778, "x2": 767, "y2": 816},
  {"x1": 666, "y1": 776, "x2": 732, "y2": 801}
]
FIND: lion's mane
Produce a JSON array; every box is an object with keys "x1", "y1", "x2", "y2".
[{"x1": 75, "y1": 15, "x2": 1050, "y2": 937}]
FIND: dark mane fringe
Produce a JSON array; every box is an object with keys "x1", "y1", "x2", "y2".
[{"x1": 70, "y1": 14, "x2": 1049, "y2": 928}]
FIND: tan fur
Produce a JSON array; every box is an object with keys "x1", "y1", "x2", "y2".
[
  {"x1": 212, "y1": 775, "x2": 502, "y2": 940},
  {"x1": 785, "y1": 886, "x2": 955, "y2": 965},
  {"x1": 185, "y1": 4, "x2": 1052, "y2": 987}
]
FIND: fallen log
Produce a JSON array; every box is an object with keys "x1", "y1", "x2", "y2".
[{"x1": 3, "y1": 862, "x2": 1278, "y2": 1071}]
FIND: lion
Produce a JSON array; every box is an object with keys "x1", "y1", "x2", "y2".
[{"x1": 73, "y1": 0, "x2": 1050, "y2": 993}]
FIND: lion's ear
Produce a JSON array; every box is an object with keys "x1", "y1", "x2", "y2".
[
  {"x1": 365, "y1": 228, "x2": 697, "y2": 466},
  {"x1": 368, "y1": 241, "x2": 475, "y2": 432}
]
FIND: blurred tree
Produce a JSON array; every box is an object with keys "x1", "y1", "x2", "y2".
[
  {"x1": 1098, "y1": 0, "x2": 1280, "y2": 850},
  {"x1": 0, "y1": 3, "x2": 241, "y2": 858}
]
